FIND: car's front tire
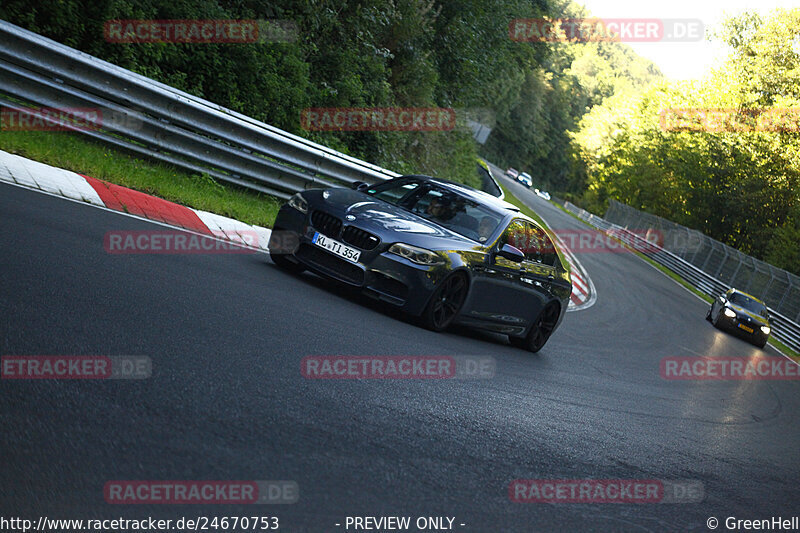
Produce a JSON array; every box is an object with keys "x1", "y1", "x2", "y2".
[
  {"x1": 420, "y1": 272, "x2": 468, "y2": 332},
  {"x1": 270, "y1": 251, "x2": 305, "y2": 274},
  {"x1": 711, "y1": 306, "x2": 723, "y2": 329},
  {"x1": 269, "y1": 227, "x2": 305, "y2": 274},
  {"x1": 510, "y1": 302, "x2": 560, "y2": 353}
]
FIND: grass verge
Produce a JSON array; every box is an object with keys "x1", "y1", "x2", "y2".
[
  {"x1": 498, "y1": 183, "x2": 547, "y2": 228},
  {"x1": 0, "y1": 130, "x2": 281, "y2": 227}
]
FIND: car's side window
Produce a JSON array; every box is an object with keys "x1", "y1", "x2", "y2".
[
  {"x1": 499, "y1": 220, "x2": 527, "y2": 254},
  {"x1": 500, "y1": 220, "x2": 558, "y2": 266},
  {"x1": 527, "y1": 223, "x2": 558, "y2": 267}
]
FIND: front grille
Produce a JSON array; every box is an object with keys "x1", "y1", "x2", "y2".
[
  {"x1": 343, "y1": 226, "x2": 380, "y2": 250},
  {"x1": 311, "y1": 210, "x2": 342, "y2": 237},
  {"x1": 297, "y1": 244, "x2": 364, "y2": 285}
]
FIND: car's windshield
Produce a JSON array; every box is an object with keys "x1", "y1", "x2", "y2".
[
  {"x1": 365, "y1": 178, "x2": 423, "y2": 205},
  {"x1": 410, "y1": 188, "x2": 503, "y2": 242},
  {"x1": 367, "y1": 180, "x2": 503, "y2": 243},
  {"x1": 728, "y1": 292, "x2": 769, "y2": 318}
]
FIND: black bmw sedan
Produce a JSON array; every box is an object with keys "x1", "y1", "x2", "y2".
[
  {"x1": 269, "y1": 175, "x2": 572, "y2": 352},
  {"x1": 706, "y1": 288, "x2": 772, "y2": 348}
]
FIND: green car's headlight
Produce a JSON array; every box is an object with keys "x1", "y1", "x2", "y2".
[
  {"x1": 388, "y1": 243, "x2": 445, "y2": 266},
  {"x1": 724, "y1": 307, "x2": 736, "y2": 318},
  {"x1": 760, "y1": 325, "x2": 771, "y2": 335}
]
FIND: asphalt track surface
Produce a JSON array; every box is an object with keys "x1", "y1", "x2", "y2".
[{"x1": 1, "y1": 179, "x2": 799, "y2": 532}]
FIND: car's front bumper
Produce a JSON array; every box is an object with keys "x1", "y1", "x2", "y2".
[
  {"x1": 271, "y1": 205, "x2": 451, "y2": 316},
  {"x1": 716, "y1": 313, "x2": 770, "y2": 345}
]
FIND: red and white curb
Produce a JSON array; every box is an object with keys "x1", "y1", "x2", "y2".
[
  {"x1": 0, "y1": 150, "x2": 272, "y2": 251},
  {"x1": 553, "y1": 234, "x2": 597, "y2": 312}
]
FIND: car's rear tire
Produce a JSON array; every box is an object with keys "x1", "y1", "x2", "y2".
[
  {"x1": 420, "y1": 272, "x2": 468, "y2": 332},
  {"x1": 510, "y1": 302, "x2": 560, "y2": 353}
]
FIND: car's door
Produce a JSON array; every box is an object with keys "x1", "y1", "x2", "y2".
[
  {"x1": 518, "y1": 222, "x2": 571, "y2": 303},
  {"x1": 462, "y1": 219, "x2": 545, "y2": 332}
]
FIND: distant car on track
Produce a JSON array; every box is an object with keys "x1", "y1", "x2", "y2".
[
  {"x1": 516, "y1": 172, "x2": 533, "y2": 188},
  {"x1": 706, "y1": 288, "x2": 771, "y2": 348},
  {"x1": 270, "y1": 175, "x2": 572, "y2": 352},
  {"x1": 505, "y1": 167, "x2": 519, "y2": 179},
  {"x1": 535, "y1": 189, "x2": 551, "y2": 200}
]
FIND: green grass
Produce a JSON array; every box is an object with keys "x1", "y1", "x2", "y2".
[
  {"x1": 498, "y1": 183, "x2": 548, "y2": 228},
  {"x1": 0, "y1": 130, "x2": 282, "y2": 227},
  {"x1": 771, "y1": 338, "x2": 800, "y2": 360}
]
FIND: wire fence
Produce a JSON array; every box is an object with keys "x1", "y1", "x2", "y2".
[{"x1": 604, "y1": 200, "x2": 800, "y2": 324}]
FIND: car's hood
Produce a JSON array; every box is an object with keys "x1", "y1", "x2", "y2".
[
  {"x1": 305, "y1": 188, "x2": 478, "y2": 249},
  {"x1": 728, "y1": 304, "x2": 769, "y2": 326}
]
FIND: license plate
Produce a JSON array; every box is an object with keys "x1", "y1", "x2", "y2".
[
  {"x1": 312, "y1": 232, "x2": 361, "y2": 263},
  {"x1": 738, "y1": 323, "x2": 754, "y2": 334}
]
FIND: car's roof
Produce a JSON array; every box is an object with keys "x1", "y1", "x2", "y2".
[{"x1": 399, "y1": 174, "x2": 520, "y2": 214}]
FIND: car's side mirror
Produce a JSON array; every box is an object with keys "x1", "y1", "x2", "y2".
[
  {"x1": 719, "y1": 296, "x2": 727, "y2": 304},
  {"x1": 497, "y1": 244, "x2": 525, "y2": 263},
  {"x1": 351, "y1": 181, "x2": 369, "y2": 191}
]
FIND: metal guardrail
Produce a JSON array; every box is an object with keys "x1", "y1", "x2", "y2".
[
  {"x1": 0, "y1": 20, "x2": 399, "y2": 200},
  {"x1": 562, "y1": 201, "x2": 800, "y2": 354},
  {"x1": 605, "y1": 200, "x2": 800, "y2": 323}
]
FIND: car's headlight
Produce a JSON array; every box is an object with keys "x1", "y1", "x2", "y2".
[
  {"x1": 288, "y1": 193, "x2": 308, "y2": 214},
  {"x1": 723, "y1": 307, "x2": 736, "y2": 318},
  {"x1": 388, "y1": 243, "x2": 445, "y2": 266},
  {"x1": 761, "y1": 325, "x2": 771, "y2": 335}
]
